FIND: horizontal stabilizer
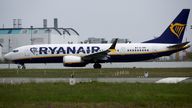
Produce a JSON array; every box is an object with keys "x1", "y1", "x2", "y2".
[{"x1": 167, "y1": 42, "x2": 190, "y2": 49}]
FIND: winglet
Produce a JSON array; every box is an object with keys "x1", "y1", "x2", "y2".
[{"x1": 109, "y1": 38, "x2": 118, "y2": 52}]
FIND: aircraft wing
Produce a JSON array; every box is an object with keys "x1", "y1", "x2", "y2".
[
  {"x1": 167, "y1": 42, "x2": 190, "y2": 49},
  {"x1": 82, "y1": 39, "x2": 118, "y2": 62}
]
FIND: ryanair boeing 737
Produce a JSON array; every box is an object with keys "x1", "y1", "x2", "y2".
[{"x1": 0, "y1": 9, "x2": 190, "y2": 69}]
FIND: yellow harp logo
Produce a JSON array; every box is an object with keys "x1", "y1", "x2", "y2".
[{"x1": 170, "y1": 23, "x2": 185, "y2": 38}]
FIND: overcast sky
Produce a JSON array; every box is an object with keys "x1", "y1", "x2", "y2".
[{"x1": 0, "y1": 0, "x2": 192, "y2": 42}]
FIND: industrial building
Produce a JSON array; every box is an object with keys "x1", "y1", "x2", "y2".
[
  {"x1": 111, "y1": 38, "x2": 131, "y2": 43},
  {"x1": 0, "y1": 19, "x2": 79, "y2": 55},
  {"x1": 84, "y1": 37, "x2": 108, "y2": 43},
  {"x1": 84, "y1": 37, "x2": 131, "y2": 44}
]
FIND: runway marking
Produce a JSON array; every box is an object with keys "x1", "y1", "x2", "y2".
[{"x1": 155, "y1": 77, "x2": 189, "y2": 83}]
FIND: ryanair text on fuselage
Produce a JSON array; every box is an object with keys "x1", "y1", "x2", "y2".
[{"x1": 30, "y1": 46, "x2": 100, "y2": 55}]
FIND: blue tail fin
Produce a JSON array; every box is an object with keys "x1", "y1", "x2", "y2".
[{"x1": 143, "y1": 9, "x2": 190, "y2": 44}]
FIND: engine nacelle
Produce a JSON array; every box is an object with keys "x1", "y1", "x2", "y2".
[{"x1": 63, "y1": 56, "x2": 86, "y2": 67}]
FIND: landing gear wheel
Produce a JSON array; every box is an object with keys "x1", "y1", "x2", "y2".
[
  {"x1": 17, "y1": 65, "x2": 21, "y2": 69},
  {"x1": 22, "y1": 65, "x2": 26, "y2": 69},
  {"x1": 18, "y1": 64, "x2": 26, "y2": 69},
  {"x1": 93, "y1": 63, "x2": 101, "y2": 69}
]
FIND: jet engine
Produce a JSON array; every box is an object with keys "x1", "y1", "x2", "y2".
[{"x1": 63, "y1": 56, "x2": 86, "y2": 67}]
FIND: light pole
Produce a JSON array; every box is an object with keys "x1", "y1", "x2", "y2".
[
  {"x1": 8, "y1": 36, "x2": 11, "y2": 69},
  {"x1": 30, "y1": 26, "x2": 33, "y2": 45},
  {"x1": 48, "y1": 29, "x2": 50, "y2": 44}
]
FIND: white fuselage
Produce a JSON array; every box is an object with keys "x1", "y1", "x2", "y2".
[{"x1": 4, "y1": 43, "x2": 180, "y2": 63}]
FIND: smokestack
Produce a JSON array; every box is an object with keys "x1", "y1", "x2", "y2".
[
  {"x1": 54, "y1": 18, "x2": 58, "y2": 28},
  {"x1": 43, "y1": 19, "x2": 47, "y2": 28},
  {"x1": 18, "y1": 19, "x2": 22, "y2": 28},
  {"x1": 13, "y1": 19, "x2": 17, "y2": 28},
  {"x1": 13, "y1": 19, "x2": 22, "y2": 28}
]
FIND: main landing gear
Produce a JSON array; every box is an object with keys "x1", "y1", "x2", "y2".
[
  {"x1": 17, "y1": 64, "x2": 26, "y2": 69},
  {"x1": 93, "y1": 63, "x2": 101, "y2": 69}
]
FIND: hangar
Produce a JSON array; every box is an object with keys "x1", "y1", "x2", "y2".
[{"x1": 0, "y1": 19, "x2": 79, "y2": 55}]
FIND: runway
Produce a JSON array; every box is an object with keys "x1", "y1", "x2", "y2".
[{"x1": 0, "y1": 77, "x2": 191, "y2": 84}]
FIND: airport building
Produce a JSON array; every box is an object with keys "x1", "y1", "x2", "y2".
[
  {"x1": 0, "y1": 19, "x2": 79, "y2": 54},
  {"x1": 84, "y1": 37, "x2": 131, "y2": 44},
  {"x1": 84, "y1": 37, "x2": 108, "y2": 43},
  {"x1": 111, "y1": 38, "x2": 131, "y2": 43}
]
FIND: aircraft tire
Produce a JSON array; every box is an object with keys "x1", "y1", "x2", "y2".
[{"x1": 93, "y1": 63, "x2": 101, "y2": 69}]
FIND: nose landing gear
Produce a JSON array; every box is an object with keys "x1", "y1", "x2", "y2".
[{"x1": 17, "y1": 64, "x2": 26, "y2": 69}]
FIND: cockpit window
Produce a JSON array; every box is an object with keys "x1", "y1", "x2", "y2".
[{"x1": 13, "y1": 50, "x2": 19, "y2": 53}]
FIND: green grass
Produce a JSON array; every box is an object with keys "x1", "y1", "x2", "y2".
[
  {"x1": 0, "y1": 83, "x2": 192, "y2": 108},
  {"x1": 0, "y1": 68, "x2": 192, "y2": 107},
  {"x1": 0, "y1": 68, "x2": 192, "y2": 78}
]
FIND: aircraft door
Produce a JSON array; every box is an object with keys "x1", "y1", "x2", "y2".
[
  {"x1": 120, "y1": 47, "x2": 126, "y2": 54},
  {"x1": 24, "y1": 49, "x2": 32, "y2": 60},
  {"x1": 152, "y1": 48, "x2": 158, "y2": 56}
]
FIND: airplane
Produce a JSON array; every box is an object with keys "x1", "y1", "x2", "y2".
[{"x1": 0, "y1": 9, "x2": 190, "y2": 69}]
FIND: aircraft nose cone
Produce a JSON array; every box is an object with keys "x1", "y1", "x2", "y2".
[{"x1": 4, "y1": 53, "x2": 12, "y2": 61}]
